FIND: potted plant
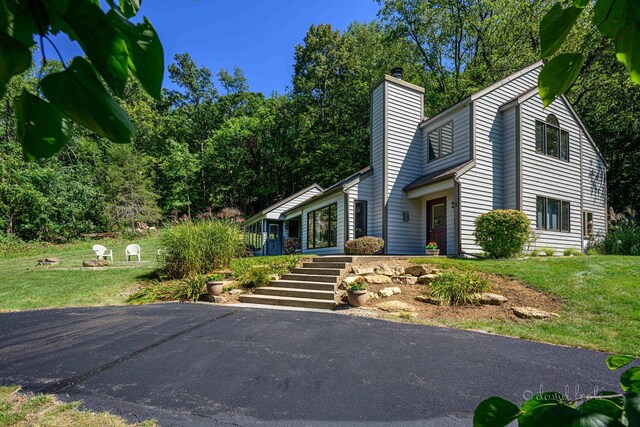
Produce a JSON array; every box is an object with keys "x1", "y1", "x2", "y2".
[
  {"x1": 206, "y1": 273, "x2": 225, "y2": 296},
  {"x1": 347, "y1": 277, "x2": 368, "y2": 307},
  {"x1": 425, "y1": 242, "x2": 440, "y2": 256}
]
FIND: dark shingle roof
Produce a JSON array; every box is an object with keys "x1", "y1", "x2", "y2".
[{"x1": 403, "y1": 160, "x2": 474, "y2": 191}]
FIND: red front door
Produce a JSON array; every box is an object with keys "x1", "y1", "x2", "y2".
[{"x1": 427, "y1": 198, "x2": 447, "y2": 255}]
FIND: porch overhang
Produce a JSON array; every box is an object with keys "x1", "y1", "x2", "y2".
[{"x1": 403, "y1": 160, "x2": 475, "y2": 199}]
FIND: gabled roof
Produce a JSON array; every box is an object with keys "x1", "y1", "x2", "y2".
[
  {"x1": 244, "y1": 183, "x2": 322, "y2": 224},
  {"x1": 420, "y1": 61, "x2": 544, "y2": 128},
  {"x1": 403, "y1": 160, "x2": 475, "y2": 192},
  {"x1": 282, "y1": 166, "x2": 373, "y2": 215}
]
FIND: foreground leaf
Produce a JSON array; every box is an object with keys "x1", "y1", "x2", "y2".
[
  {"x1": 620, "y1": 367, "x2": 640, "y2": 393},
  {"x1": 593, "y1": 0, "x2": 637, "y2": 39},
  {"x1": 579, "y1": 398, "x2": 623, "y2": 419},
  {"x1": 107, "y1": 12, "x2": 164, "y2": 99},
  {"x1": 626, "y1": 393, "x2": 640, "y2": 426},
  {"x1": 120, "y1": 0, "x2": 141, "y2": 18},
  {"x1": 0, "y1": 31, "x2": 31, "y2": 98},
  {"x1": 61, "y1": 0, "x2": 130, "y2": 96},
  {"x1": 615, "y1": 24, "x2": 640, "y2": 84},
  {"x1": 473, "y1": 396, "x2": 520, "y2": 427},
  {"x1": 538, "y1": 53, "x2": 585, "y2": 107},
  {"x1": 606, "y1": 355, "x2": 637, "y2": 370},
  {"x1": 41, "y1": 57, "x2": 134, "y2": 144},
  {"x1": 540, "y1": 3, "x2": 584, "y2": 58},
  {"x1": 16, "y1": 90, "x2": 71, "y2": 161}
]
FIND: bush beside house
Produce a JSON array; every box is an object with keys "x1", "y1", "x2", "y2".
[
  {"x1": 474, "y1": 210, "x2": 532, "y2": 258},
  {"x1": 345, "y1": 237, "x2": 385, "y2": 255}
]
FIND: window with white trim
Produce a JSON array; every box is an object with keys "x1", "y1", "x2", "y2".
[
  {"x1": 428, "y1": 121, "x2": 453, "y2": 162},
  {"x1": 535, "y1": 114, "x2": 569, "y2": 161},
  {"x1": 536, "y1": 196, "x2": 570, "y2": 232}
]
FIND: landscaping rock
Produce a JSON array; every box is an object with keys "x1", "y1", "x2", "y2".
[
  {"x1": 417, "y1": 273, "x2": 439, "y2": 284},
  {"x1": 513, "y1": 306, "x2": 559, "y2": 320},
  {"x1": 209, "y1": 295, "x2": 228, "y2": 303},
  {"x1": 377, "y1": 287, "x2": 401, "y2": 298},
  {"x1": 377, "y1": 300, "x2": 414, "y2": 312},
  {"x1": 391, "y1": 275, "x2": 418, "y2": 285},
  {"x1": 367, "y1": 292, "x2": 379, "y2": 300},
  {"x1": 82, "y1": 259, "x2": 109, "y2": 267},
  {"x1": 415, "y1": 295, "x2": 446, "y2": 306},
  {"x1": 473, "y1": 293, "x2": 508, "y2": 306},
  {"x1": 364, "y1": 275, "x2": 392, "y2": 285},
  {"x1": 228, "y1": 289, "x2": 245, "y2": 295},
  {"x1": 351, "y1": 265, "x2": 375, "y2": 275},
  {"x1": 336, "y1": 290, "x2": 349, "y2": 304},
  {"x1": 37, "y1": 258, "x2": 60, "y2": 266},
  {"x1": 374, "y1": 264, "x2": 405, "y2": 276},
  {"x1": 405, "y1": 264, "x2": 432, "y2": 277}
]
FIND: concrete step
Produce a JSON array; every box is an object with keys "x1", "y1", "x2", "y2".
[
  {"x1": 281, "y1": 273, "x2": 338, "y2": 283},
  {"x1": 290, "y1": 267, "x2": 343, "y2": 276},
  {"x1": 313, "y1": 256, "x2": 354, "y2": 263},
  {"x1": 254, "y1": 287, "x2": 335, "y2": 300},
  {"x1": 239, "y1": 294, "x2": 336, "y2": 310},
  {"x1": 270, "y1": 280, "x2": 335, "y2": 291},
  {"x1": 303, "y1": 262, "x2": 349, "y2": 269}
]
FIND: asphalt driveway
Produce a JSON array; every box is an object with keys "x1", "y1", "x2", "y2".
[{"x1": 0, "y1": 304, "x2": 621, "y2": 426}]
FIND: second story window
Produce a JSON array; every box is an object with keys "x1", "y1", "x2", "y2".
[
  {"x1": 535, "y1": 114, "x2": 569, "y2": 161},
  {"x1": 428, "y1": 121, "x2": 453, "y2": 162}
]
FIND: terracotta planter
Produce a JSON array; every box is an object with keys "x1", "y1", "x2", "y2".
[
  {"x1": 425, "y1": 249, "x2": 440, "y2": 256},
  {"x1": 347, "y1": 289, "x2": 368, "y2": 307},
  {"x1": 207, "y1": 281, "x2": 224, "y2": 296}
]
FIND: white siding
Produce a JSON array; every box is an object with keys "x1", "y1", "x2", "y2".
[
  {"x1": 460, "y1": 65, "x2": 541, "y2": 253},
  {"x1": 301, "y1": 192, "x2": 345, "y2": 255},
  {"x1": 369, "y1": 84, "x2": 384, "y2": 241},
  {"x1": 502, "y1": 107, "x2": 518, "y2": 209},
  {"x1": 346, "y1": 173, "x2": 376, "y2": 241},
  {"x1": 385, "y1": 82, "x2": 424, "y2": 254},
  {"x1": 520, "y1": 95, "x2": 583, "y2": 253},
  {"x1": 268, "y1": 187, "x2": 322, "y2": 218},
  {"x1": 422, "y1": 105, "x2": 471, "y2": 174},
  {"x1": 581, "y1": 129, "x2": 607, "y2": 242}
]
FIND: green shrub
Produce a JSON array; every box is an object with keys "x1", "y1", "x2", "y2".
[
  {"x1": 530, "y1": 249, "x2": 541, "y2": 257},
  {"x1": 428, "y1": 270, "x2": 490, "y2": 306},
  {"x1": 242, "y1": 266, "x2": 272, "y2": 288},
  {"x1": 601, "y1": 221, "x2": 640, "y2": 256},
  {"x1": 563, "y1": 248, "x2": 583, "y2": 256},
  {"x1": 230, "y1": 255, "x2": 309, "y2": 287},
  {"x1": 183, "y1": 275, "x2": 208, "y2": 302},
  {"x1": 127, "y1": 280, "x2": 192, "y2": 304},
  {"x1": 474, "y1": 210, "x2": 532, "y2": 258},
  {"x1": 162, "y1": 220, "x2": 245, "y2": 278},
  {"x1": 283, "y1": 238, "x2": 301, "y2": 255},
  {"x1": 344, "y1": 236, "x2": 384, "y2": 255},
  {"x1": 541, "y1": 247, "x2": 555, "y2": 256}
]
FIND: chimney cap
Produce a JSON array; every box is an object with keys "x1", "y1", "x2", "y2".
[{"x1": 390, "y1": 67, "x2": 404, "y2": 80}]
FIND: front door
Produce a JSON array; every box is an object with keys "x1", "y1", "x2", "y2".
[
  {"x1": 266, "y1": 221, "x2": 282, "y2": 255},
  {"x1": 427, "y1": 198, "x2": 447, "y2": 254}
]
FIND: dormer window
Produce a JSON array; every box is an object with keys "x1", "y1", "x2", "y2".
[
  {"x1": 535, "y1": 114, "x2": 569, "y2": 161},
  {"x1": 428, "y1": 121, "x2": 453, "y2": 162}
]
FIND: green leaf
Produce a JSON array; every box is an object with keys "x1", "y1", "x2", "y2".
[
  {"x1": 120, "y1": 0, "x2": 141, "y2": 18},
  {"x1": 0, "y1": 31, "x2": 32, "y2": 98},
  {"x1": 540, "y1": 3, "x2": 584, "y2": 58},
  {"x1": 41, "y1": 57, "x2": 134, "y2": 144},
  {"x1": 615, "y1": 23, "x2": 640, "y2": 84},
  {"x1": 107, "y1": 12, "x2": 164, "y2": 99},
  {"x1": 620, "y1": 367, "x2": 640, "y2": 393},
  {"x1": 597, "y1": 391, "x2": 625, "y2": 407},
  {"x1": 0, "y1": 1, "x2": 40, "y2": 47},
  {"x1": 579, "y1": 398, "x2": 623, "y2": 419},
  {"x1": 520, "y1": 404, "x2": 580, "y2": 427},
  {"x1": 625, "y1": 393, "x2": 640, "y2": 426},
  {"x1": 593, "y1": 0, "x2": 639, "y2": 39},
  {"x1": 473, "y1": 396, "x2": 520, "y2": 427},
  {"x1": 606, "y1": 355, "x2": 637, "y2": 370},
  {"x1": 60, "y1": 0, "x2": 130, "y2": 97},
  {"x1": 16, "y1": 90, "x2": 71, "y2": 161},
  {"x1": 538, "y1": 53, "x2": 585, "y2": 107},
  {"x1": 573, "y1": 0, "x2": 589, "y2": 6}
]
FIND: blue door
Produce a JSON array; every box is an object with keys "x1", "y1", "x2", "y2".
[{"x1": 266, "y1": 222, "x2": 282, "y2": 255}]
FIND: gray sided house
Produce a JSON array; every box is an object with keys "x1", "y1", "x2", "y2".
[{"x1": 244, "y1": 62, "x2": 608, "y2": 256}]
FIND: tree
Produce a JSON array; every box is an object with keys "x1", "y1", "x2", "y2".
[
  {"x1": 537, "y1": 0, "x2": 640, "y2": 106},
  {"x1": 0, "y1": 0, "x2": 164, "y2": 160}
]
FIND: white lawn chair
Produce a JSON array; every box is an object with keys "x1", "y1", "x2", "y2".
[
  {"x1": 125, "y1": 244, "x2": 141, "y2": 262},
  {"x1": 93, "y1": 244, "x2": 113, "y2": 261}
]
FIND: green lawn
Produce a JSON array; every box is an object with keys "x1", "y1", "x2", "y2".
[
  {"x1": 409, "y1": 255, "x2": 640, "y2": 355},
  {"x1": 0, "y1": 236, "x2": 160, "y2": 312}
]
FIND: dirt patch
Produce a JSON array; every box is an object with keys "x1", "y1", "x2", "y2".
[{"x1": 346, "y1": 260, "x2": 562, "y2": 322}]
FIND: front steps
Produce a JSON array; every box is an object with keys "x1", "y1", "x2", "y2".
[{"x1": 238, "y1": 256, "x2": 353, "y2": 310}]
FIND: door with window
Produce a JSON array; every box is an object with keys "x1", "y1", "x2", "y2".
[
  {"x1": 427, "y1": 198, "x2": 447, "y2": 254},
  {"x1": 266, "y1": 221, "x2": 282, "y2": 255}
]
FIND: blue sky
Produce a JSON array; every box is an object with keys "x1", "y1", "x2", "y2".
[{"x1": 51, "y1": 0, "x2": 380, "y2": 95}]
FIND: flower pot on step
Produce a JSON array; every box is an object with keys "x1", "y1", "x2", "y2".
[
  {"x1": 347, "y1": 289, "x2": 368, "y2": 307},
  {"x1": 424, "y1": 249, "x2": 440, "y2": 256}
]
